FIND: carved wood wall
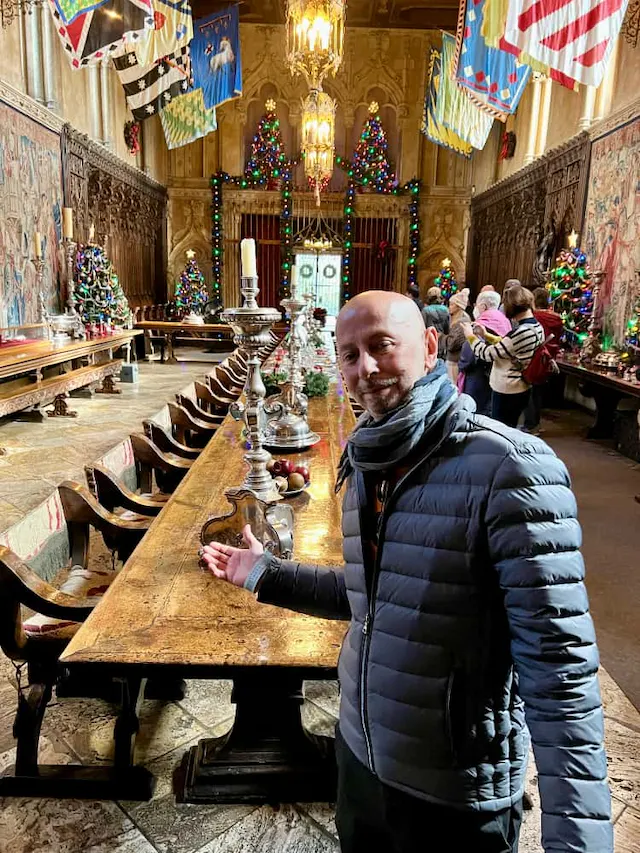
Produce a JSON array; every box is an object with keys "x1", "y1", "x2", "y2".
[
  {"x1": 61, "y1": 125, "x2": 167, "y2": 307},
  {"x1": 467, "y1": 133, "x2": 591, "y2": 293}
]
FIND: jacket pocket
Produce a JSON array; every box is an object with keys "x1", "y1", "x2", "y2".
[{"x1": 445, "y1": 668, "x2": 480, "y2": 767}]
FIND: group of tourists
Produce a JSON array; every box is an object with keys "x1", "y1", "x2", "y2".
[{"x1": 407, "y1": 279, "x2": 564, "y2": 431}]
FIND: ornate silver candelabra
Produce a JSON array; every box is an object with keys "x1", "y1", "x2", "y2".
[
  {"x1": 221, "y1": 275, "x2": 283, "y2": 502},
  {"x1": 263, "y1": 284, "x2": 320, "y2": 451},
  {"x1": 63, "y1": 237, "x2": 78, "y2": 314}
]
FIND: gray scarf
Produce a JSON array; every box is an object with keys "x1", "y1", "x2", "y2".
[{"x1": 336, "y1": 361, "x2": 458, "y2": 491}]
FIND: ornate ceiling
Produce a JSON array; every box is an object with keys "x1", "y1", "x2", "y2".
[{"x1": 190, "y1": 0, "x2": 459, "y2": 30}]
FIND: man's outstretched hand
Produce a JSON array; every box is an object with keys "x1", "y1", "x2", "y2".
[{"x1": 200, "y1": 524, "x2": 264, "y2": 588}]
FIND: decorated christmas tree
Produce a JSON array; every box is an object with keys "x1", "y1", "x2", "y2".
[
  {"x1": 625, "y1": 295, "x2": 639, "y2": 352},
  {"x1": 110, "y1": 271, "x2": 131, "y2": 327},
  {"x1": 547, "y1": 236, "x2": 593, "y2": 347},
  {"x1": 175, "y1": 251, "x2": 208, "y2": 316},
  {"x1": 435, "y1": 258, "x2": 458, "y2": 303},
  {"x1": 244, "y1": 99, "x2": 287, "y2": 190},
  {"x1": 73, "y1": 243, "x2": 115, "y2": 328},
  {"x1": 351, "y1": 102, "x2": 398, "y2": 193}
]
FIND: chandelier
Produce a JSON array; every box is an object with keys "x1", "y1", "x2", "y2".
[
  {"x1": 285, "y1": 0, "x2": 346, "y2": 89},
  {"x1": 301, "y1": 88, "x2": 336, "y2": 205},
  {"x1": 1, "y1": 0, "x2": 40, "y2": 29}
]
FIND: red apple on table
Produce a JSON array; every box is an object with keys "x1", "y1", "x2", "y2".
[
  {"x1": 272, "y1": 459, "x2": 294, "y2": 477},
  {"x1": 294, "y1": 465, "x2": 310, "y2": 482}
]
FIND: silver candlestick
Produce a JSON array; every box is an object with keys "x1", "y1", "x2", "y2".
[
  {"x1": 221, "y1": 275, "x2": 283, "y2": 502},
  {"x1": 63, "y1": 237, "x2": 78, "y2": 314},
  {"x1": 263, "y1": 285, "x2": 320, "y2": 451}
]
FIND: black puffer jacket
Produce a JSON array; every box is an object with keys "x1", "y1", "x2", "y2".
[{"x1": 256, "y1": 398, "x2": 612, "y2": 852}]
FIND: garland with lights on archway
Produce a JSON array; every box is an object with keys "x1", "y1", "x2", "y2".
[
  {"x1": 210, "y1": 101, "x2": 299, "y2": 309},
  {"x1": 336, "y1": 101, "x2": 421, "y2": 302}
]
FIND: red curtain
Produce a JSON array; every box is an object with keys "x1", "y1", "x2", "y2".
[
  {"x1": 240, "y1": 214, "x2": 281, "y2": 309},
  {"x1": 350, "y1": 217, "x2": 397, "y2": 297}
]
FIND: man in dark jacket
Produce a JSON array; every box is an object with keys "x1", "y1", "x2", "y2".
[{"x1": 201, "y1": 291, "x2": 612, "y2": 853}]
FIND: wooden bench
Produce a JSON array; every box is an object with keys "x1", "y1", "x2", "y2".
[
  {"x1": 0, "y1": 361, "x2": 122, "y2": 419},
  {"x1": 0, "y1": 482, "x2": 153, "y2": 799}
]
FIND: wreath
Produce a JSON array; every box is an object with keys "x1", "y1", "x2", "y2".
[
  {"x1": 300, "y1": 264, "x2": 314, "y2": 278},
  {"x1": 323, "y1": 264, "x2": 337, "y2": 279},
  {"x1": 124, "y1": 120, "x2": 140, "y2": 156}
]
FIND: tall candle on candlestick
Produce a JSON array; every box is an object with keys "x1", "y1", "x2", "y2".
[
  {"x1": 62, "y1": 208, "x2": 73, "y2": 240},
  {"x1": 240, "y1": 238, "x2": 257, "y2": 278},
  {"x1": 290, "y1": 263, "x2": 298, "y2": 295},
  {"x1": 89, "y1": 223, "x2": 95, "y2": 243},
  {"x1": 34, "y1": 232, "x2": 42, "y2": 259}
]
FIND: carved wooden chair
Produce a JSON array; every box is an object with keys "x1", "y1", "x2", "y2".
[
  {"x1": 0, "y1": 483, "x2": 153, "y2": 798},
  {"x1": 143, "y1": 420, "x2": 201, "y2": 461},
  {"x1": 85, "y1": 438, "x2": 169, "y2": 522},
  {"x1": 167, "y1": 401, "x2": 218, "y2": 449},
  {"x1": 175, "y1": 390, "x2": 226, "y2": 428},
  {"x1": 206, "y1": 371, "x2": 239, "y2": 405},
  {"x1": 129, "y1": 432, "x2": 193, "y2": 494}
]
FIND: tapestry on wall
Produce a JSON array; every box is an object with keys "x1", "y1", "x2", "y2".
[
  {"x1": 0, "y1": 101, "x2": 62, "y2": 329},
  {"x1": 584, "y1": 117, "x2": 640, "y2": 347}
]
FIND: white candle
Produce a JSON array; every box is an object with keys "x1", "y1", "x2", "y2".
[
  {"x1": 290, "y1": 264, "x2": 298, "y2": 293},
  {"x1": 89, "y1": 223, "x2": 95, "y2": 243},
  {"x1": 62, "y1": 207, "x2": 73, "y2": 240},
  {"x1": 241, "y1": 238, "x2": 257, "y2": 278},
  {"x1": 34, "y1": 232, "x2": 42, "y2": 258}
]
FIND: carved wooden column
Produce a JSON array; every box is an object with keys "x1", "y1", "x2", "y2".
[{"x1": 524, "y1": 74, "x2": 543, "y2": 165}]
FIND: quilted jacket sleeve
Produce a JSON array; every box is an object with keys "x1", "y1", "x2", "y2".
[
  {"x1": 485, "y1": 447, "x2": 613, "y2": 853},
  {"x1": 255, "y1": 555, "x2": 351, "y2": 621}
]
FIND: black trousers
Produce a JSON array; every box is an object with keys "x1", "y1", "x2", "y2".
[
  {"x1": 491, "y1": 389, "x2": 531, "y2": 428},
  {"x1": 335, "y1": 729, "x2": 523, "y2": 853}
]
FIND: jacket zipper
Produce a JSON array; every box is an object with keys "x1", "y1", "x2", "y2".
[{"x1": 357, "y1": 411, "x2": 461, "y2": 774}]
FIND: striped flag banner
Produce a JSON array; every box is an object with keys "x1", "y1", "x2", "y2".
[
  {"x1": 453, "y1": 0, "x2": 531, "y2": 120},
  {"x1": 114, "y1": 45, "x2": 191, "y2": 120},
  {"x1": 503, "y1": 0, "x2": 629, "y2": 88},
  {"x1": 421, "y1": 46, "x2": 473, "y2": 157},
  {"x1": 437, "y1": 33, "x2": 494, "y2": 150}
]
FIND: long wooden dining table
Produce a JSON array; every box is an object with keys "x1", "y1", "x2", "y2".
[{"x1": 60, "y1": 379, "x2": 354, "y2": 804}]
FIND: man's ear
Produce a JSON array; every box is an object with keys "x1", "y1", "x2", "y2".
[{"x1": 424, "y1": 327, "x2": 439, "y2": 371}]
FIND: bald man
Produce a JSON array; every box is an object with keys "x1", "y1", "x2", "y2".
[{"x1": 202, "y1": 292, "x2": 612, "y2": 853}]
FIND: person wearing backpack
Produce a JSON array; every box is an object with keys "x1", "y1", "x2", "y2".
[
  {"x1": 522, "y1": 288, "x2": 565, "y2": 434},
  {"x1": 460, "y1": 285, "x2": 544, "y2": 427}
]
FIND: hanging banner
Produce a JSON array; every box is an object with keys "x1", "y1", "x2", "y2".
[
  {"x1": 437, "y1": 33, "x2": 494, "y2": 151},
  {"x1": 46, "y1": 0, "x2": 154, "y2": 69},
  {"x1": 191, "y1": 4, "x2": 243, "y2": 111},
  {"x1": 502, "y1": 0, "x2": 629, "y2": 88},
  {"x1": 134, "y1": 0, "x2": 193, "y2": 67},
  {"x1": 421, "y1": 47, "x2": 473, "y2": 158},
  {"x1": 453, "y1": 0, "x2": 531, "y2": 120},
  {"x1": 160, "y1": 88, "x2": 218, "y2": 149},
  {"x1": 114, "y1": 45, "x2": 190, "y2": 120}
]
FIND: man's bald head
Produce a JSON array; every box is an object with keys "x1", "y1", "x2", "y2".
[
  {"x1": 336, "y1": 291, "x2": 439, "y2": 419},
  {"x1": 336, "y1": 290, "x2": 425, "y2": 342}
]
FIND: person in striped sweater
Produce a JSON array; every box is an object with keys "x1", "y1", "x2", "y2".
[{"x1": 461, "y1": 285, "x2": 543, "y2": 428}]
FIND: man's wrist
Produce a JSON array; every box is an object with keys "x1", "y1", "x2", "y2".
[{"x1": 244, "y1": 551, "x2": 275, "y2": 593}]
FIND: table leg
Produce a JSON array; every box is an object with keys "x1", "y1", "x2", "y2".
[
  {"x1": 180, "y1": 672, "x2": 336, "y2": 805},
  {"x1": 583, "y1": 384, "x2": 623, "y2": 439},
  {"x1": 166, "y1": 333, "x2": 177, "y2": 364}
]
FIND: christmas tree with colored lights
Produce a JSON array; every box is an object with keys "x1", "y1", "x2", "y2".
[
  {"x1": 625, "y1": 295, "x2": 639, "y2": 352},
  {"x1": 547, "y1": 235, "x2": 593, "y2": 347},
  {"x1": 351, "y1": 102, "x2": 397, "y2": 193},
  {"x1": 73, "y1": 242, "x2": 115, "y2": 328},
  {"x1": 175, "y1": 251, "x2": 208, "y2": 316},
  {"x1": 244, "y1": 99, "x2": 287, "y2": 190},
  {"x1": 435, "y1": 258, "x2": 458, "y2": 303},
  {"x1": 110, "y1": 271, "x2": 131, "y2": 327}
]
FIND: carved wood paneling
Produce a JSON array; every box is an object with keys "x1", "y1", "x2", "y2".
[
  {"x1": 61, "y1": 125, "x2": 168, "y2": 307},
  {"x1": 468, "y1": 133, "x2": 591, "y2": 292}
]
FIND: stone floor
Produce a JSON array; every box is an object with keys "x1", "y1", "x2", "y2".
[{"x1": 0, "y1": 361, "x2": 639, "y2": 853}]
